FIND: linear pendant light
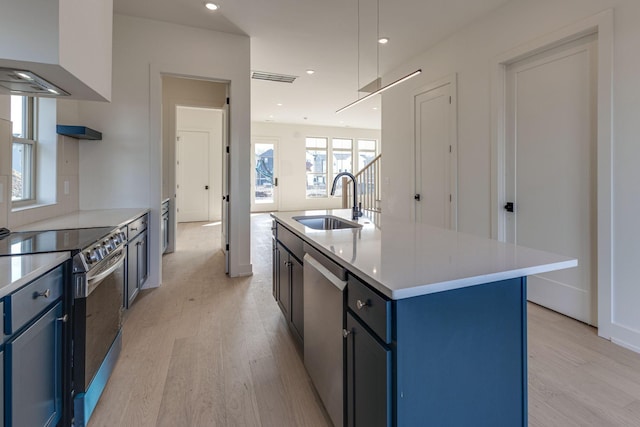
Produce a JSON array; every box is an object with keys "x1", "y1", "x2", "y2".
[{"x1": 336, "y1": 69, "x2": 422, "y2": 113}]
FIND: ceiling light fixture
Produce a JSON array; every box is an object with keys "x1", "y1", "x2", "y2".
[
  {"x1": 336, "y1": 69, "x2": 422, "y2": 113},
  {"x1": 306, "y1": 69, "x2": 315, "y2": 75},
  {"x1": 204, "y1": 2, "x2": 219, "y2": 11},
  {"x1": 337, "y1": 0, "x2": 419, "y2": 114},
  {"x1": 276, "y1": 103, "x2": 283, "y2": 106}
]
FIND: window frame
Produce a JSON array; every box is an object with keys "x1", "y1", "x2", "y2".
[
  {"x1": 304, "y1": 136, "x2": 379, "y2": 200},
  {"x1": 11, "y1": 96, "x2": 37, "y2": 205},
  {"x1": 305, "y1": 137, "x2": 329, "y2": 199}
]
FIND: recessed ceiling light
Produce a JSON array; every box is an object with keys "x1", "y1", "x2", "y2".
[
  {"x1": 306, "y1": 69, "x2": 315, "y2": 75},
  {"x1": 372, "y1": 107, "x2": 378, "y2": 110},
  {"x1": 204, "y1": 2, "x2": 219, "y2": 11},
  {"x1": 276, "y1": 103, "x2": 283, "y2": 106},
  {"x1": 269, "y1": 115, "x2": 274, "y2": 118},
  {"x1": 378, "y1": 37, "x2": 390, "y2": 44}
]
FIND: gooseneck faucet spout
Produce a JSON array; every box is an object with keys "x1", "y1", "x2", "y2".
[{"x1": 330, "y1": 172, "x2": 363, "y2": 220}]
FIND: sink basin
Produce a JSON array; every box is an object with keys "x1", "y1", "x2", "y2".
[{"x1": 293, "y1": 215, "x2": 362, "y2": 230}]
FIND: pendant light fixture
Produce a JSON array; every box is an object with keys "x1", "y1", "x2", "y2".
[{"x1": 336, "y1": 0, "x2": 421, "y2": 114}]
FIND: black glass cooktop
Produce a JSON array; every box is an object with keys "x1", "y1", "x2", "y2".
[{"x1": 0, "y1": 227, "x2": 114, "y2": 257}]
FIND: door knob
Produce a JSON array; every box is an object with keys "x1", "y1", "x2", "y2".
[
  {"x1": 414, "y1": 194, "x2": 421, "y2": 201},
  {"x1": 504, "y1": 202, "x2": 514, "y2": 213},
  {"x1": 205, "y1": 185, "x2": 209, "y2": 190}
]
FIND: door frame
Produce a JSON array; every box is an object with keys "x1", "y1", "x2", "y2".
[
  {"x1": 491, "y1": 10, "x2": 613, "y2": 337},
  {"x1": 411, "y1": 73, "x2": 458, "y2": 228},
  {"x1": 175, "y1": 106, "x2": 225, "y2": 223},
  {"x1": 251, "y1": 137, "x2": 279, "y2": 212}
]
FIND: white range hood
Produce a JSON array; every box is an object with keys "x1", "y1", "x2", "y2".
[{"x1": 0, "y1": 0, "x2": 113, "y2": 102}]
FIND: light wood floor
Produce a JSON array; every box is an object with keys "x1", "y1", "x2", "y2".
[{"x1": 89, "y1": 214, "x2": 640, "y2": 427}]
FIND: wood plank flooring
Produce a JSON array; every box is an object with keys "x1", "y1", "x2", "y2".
[{"x1": 88, "y1": 214, "x2": 640, "y2": 426}]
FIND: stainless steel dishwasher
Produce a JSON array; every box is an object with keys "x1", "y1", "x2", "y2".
[{"x1": 303, "y1": 246, "x2": 347, "y2": 427}]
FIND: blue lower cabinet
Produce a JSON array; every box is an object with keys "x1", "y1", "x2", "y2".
[
  {"x1": 1, "y1": 350, "x2": 4, "y2": 425},
  {"x1": 345, "y1": 312, "x2": 392, "y2": 427},
  {"x1": 7, "y1": 301, "x2": 63, "y2": 427}
]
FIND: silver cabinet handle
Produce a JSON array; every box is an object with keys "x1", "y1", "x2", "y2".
[
  {"x1": 57, "y1": 314, "x2": 69, "y2": 323},
  {"x1": 342, "y1": 329, "x2": 351, "y2": 338},
  {"x1": 131, "y1": 227, "x2": 138, "y2": 231},
  {"x1": 35, "y1": 289, "x2": 51, "y2": 299},
  {"x1": 356, "y1": 299, "x2": 368, "y2": 310}
]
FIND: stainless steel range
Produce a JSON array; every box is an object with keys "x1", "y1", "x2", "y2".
[{"x1": 71, "y1": 227, "x2": 127, "y2": 427}]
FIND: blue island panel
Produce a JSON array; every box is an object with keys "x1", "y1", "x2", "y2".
[{"x1": 394, "y1": 277, "x2": 527, "y2": 427}]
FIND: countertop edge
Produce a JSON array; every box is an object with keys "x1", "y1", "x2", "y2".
[{"x1": 0, "y1": 252, "x2": 71, "y2": 299}]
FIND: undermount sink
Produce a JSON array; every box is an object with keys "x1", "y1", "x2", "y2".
[{"x1": 293, "y1": 215, "x2": 362, "y2": 230}]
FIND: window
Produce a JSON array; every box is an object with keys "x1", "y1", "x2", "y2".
[
  {"x1": 305, "y1": 137, "x2": 328, "y2": 198},
  {"x1": 357, "y1": 139, "x2": 378, "y2": 171},
  {"x1": 331, "y1": 138, "x2": 353, "y2": 196},
  {"x1": 11, "y1": 96, "x2": 37, "y2": 203}
]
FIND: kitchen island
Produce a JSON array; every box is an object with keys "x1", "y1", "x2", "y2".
[{"x1": 271, "y1": 209, "x2": 577, "y2": 427}]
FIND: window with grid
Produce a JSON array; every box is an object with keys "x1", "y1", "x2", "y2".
[
  {"x1": 305, "y1": 137, "x2": 328, "y2": 198},
  {"x1": 331, "y1": 138, "x2": 353, "y2": 196},
  {"x1": 11, "y1": 96, "x2": 36, "y2": 203},
  {"x1": 357, "y1": 139, "x2": 378, "y2": 172}
]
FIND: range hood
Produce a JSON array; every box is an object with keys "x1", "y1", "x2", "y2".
[
  {"x1": 0, "y1": 0, "x2": 113, "y2": 101},
  {"x1": 0, "y1": 68, "x2": 70, "y2": 97}
]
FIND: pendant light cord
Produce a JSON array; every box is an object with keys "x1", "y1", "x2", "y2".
[{"x1": 357, "y1": 0, "x2": 360, "y2": 99}]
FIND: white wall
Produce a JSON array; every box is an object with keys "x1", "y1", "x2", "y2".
[
  {"x1": 381, "y1": 0, "x2": 640, "y2": 351},
  {"x1": 77, "y1": 14, "x2": 252, "y2": 281},
  {"x1": 251, "y1": 122, "x2": 380, "y2": 212}
]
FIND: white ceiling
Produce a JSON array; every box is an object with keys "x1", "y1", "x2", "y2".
[{"x1": 114, "y1": 0, "x2": 512, "y2": 130}]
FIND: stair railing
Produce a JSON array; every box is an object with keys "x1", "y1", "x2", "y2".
[{"x1": 342, "y1": 154, "x2": 382, "y2": 213}]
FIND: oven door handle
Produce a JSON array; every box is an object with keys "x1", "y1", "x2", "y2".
[{"x1": 86, "y1": 249, "x2": 126, "y2": 296}]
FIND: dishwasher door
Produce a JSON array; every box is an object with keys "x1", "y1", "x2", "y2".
[{"x1": 303, "y1": 253, "x2": 347, "y2": 427}]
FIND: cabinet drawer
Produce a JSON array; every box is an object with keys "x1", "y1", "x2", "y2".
[
  {"x1": 7, "y1": 265, "x2": 63, "y2": 334},
  {"x1": 348, "y1": 274, "x2": 391, "y2": 344},
  {"x1": 128, "y1": 213, "x2": 149, "y2": 238},
  {"x1": 276, "y1": 223, "x2": 304, "y2": 262}
]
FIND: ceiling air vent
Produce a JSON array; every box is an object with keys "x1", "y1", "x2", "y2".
[{"x1": 251, "y1": 71, "x2": 297, "y2": 84}]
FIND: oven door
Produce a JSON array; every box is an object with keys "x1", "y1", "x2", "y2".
[{"x1": 73, "y1": 248, "x2": 125, "y2": 392}]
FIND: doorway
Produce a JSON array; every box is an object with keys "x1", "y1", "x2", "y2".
[
  {"x1": 251, "y1": 139, "x2": 278, "y2": 212},
  {"x1": 413, "y1": 75, "x2": 458, "y2": 229},
  {"x1": 504, "y1": 35, "x2": 597, "y2": 325},
  {"x1": 175, "y1": 106, "x2": 224, "y2": 223}
]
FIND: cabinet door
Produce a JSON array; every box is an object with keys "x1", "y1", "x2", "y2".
[
  {"x1": 127, "y1": 236, "x2": 140, "y2": 307},
  {"x1": 276, "y1": 243, "x2": 290, "y2": 320},
  {"x1": 290, "y1": 256, "x2": 304, "y2": 340},
  {"x1": 139, "y1": 230, "x2": 149, "y2": 286},
  {"x1": 162, "y1": 214, "x2": 169, "y2": 253},
  {"x1": 8, "y1": 302, "x2": 63, "y2": 427},
  {"x1": 0, "y1": 349, "x2": 3, "y2": 425},
  {"x1": 346, "y1": 312, "x2": 391, "y2": 427},
  {"x1": 272, "y1": 239, "x2": 279, "y2": 301}
]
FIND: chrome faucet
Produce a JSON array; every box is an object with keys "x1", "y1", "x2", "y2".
[{"x1": 330, "y1": 172, "x2": 363, "y2": 220}]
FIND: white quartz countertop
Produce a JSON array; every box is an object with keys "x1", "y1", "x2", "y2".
[
  {"x1": 14, "y1": 208, "x2": 149, "y2": 232},
  {"x1": 0, "y1": 252, "x2": 70, "y2": 299},
  {"x1": 272, "y1": 209, "x2": 578, "y2": 300}
]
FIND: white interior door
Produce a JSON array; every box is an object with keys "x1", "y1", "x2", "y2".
[
  {"x1": 251, "y1": 140, "x2": 278, "y2": 212},
  {"x1": 505, "y1": 35, "x2": 597, "y2": 325},
  {"x1": 177, "y1": 130, "x2": 210, "y2": 222},
  {"x1": 414, "y1": 80, "x2": 457, "y2": 229}
]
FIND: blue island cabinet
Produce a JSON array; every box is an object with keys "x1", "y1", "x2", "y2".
[{"x1": 345, "y1": 275, "x2": 527, "y2": 427}]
